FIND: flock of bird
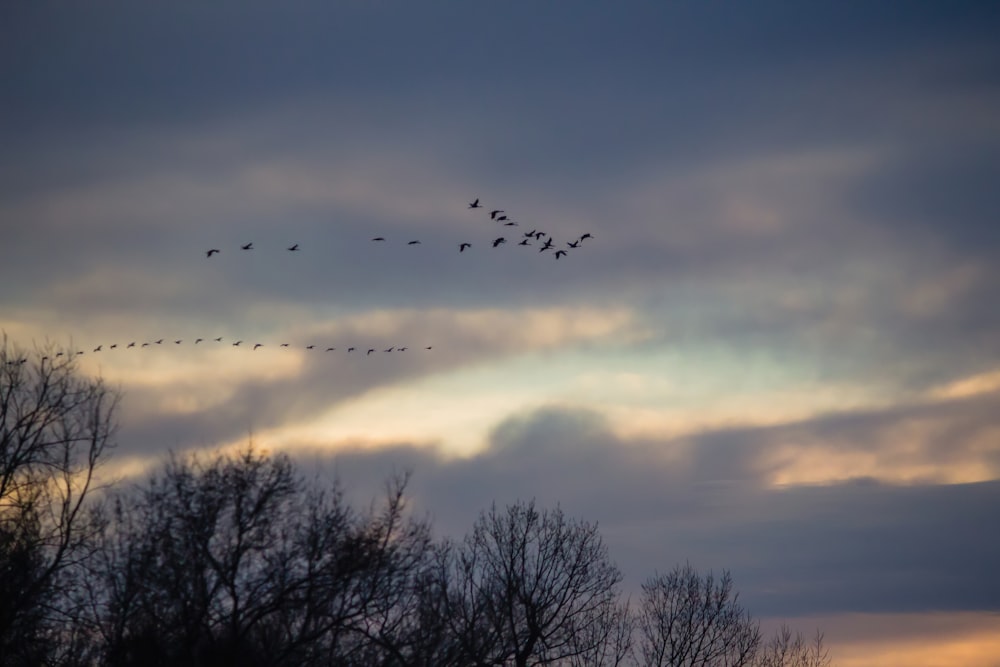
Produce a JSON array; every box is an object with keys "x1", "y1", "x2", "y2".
[
  {"x1": 3, "y1": 338, "x2": 434, "y2": 366},
  {"x1": 202, "y1": 198, "x2": 594, "y2": 260}
]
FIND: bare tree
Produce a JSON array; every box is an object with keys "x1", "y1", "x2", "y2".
[
  {"x1": 449, "y1": 499, "x2": 625, "y2": 667},
  {"x1": 754, "y1": 626, "x2": 831, "y2": 667},
  {"x1": 635, "y1": 563, "x2": 761, "y2": 667},
  {"x1": 0, "y1": 338, "x2": 118, "y2": 663}
]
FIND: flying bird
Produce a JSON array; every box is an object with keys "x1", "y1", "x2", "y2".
[
  {"x1": 241, "y1": 242, "x2": 253, "y2": 250},
  {"x1": 503, "y1": 221, "x2": 518, "y2": 226},
  {"x1": 372, "y1": 237, "x2": 385, "y2": 242},
  {"x1": 325, "y1": 347, "x2": 335, "y2": 352},
  {"x1": 367, "y1": 348, "x2": 375, "y2": 355},
  {"x1": 518, "y1": 239, "x2": 531, "y2": 246},
  {"x1": 384, "y1": 347, "x2": 394, "y2": 353},
  {"x1": 407, "y1": 240, "x2": 421, "y2": 245},
  {"x1": 425, "y1": 346, "x2": 432, "y2": 350},
  {"x1": 110, "y1": 344, "x2": 117, "y2": 349},
  {"x1": 141, "y1": 343, "x2": 149, "y2": 348},
  {"x1": 525, "y1": 229, "x2": 537, "y2": 237},
  {"x1": 490, "y1": 209, "x2": 504, "y2": 219},
  {"x1": 580, "y1": 233, "x2": 593, "y2": 241},
  {"x1": 253, "y1": 344, "x2": 263, "y2": 350},
  {"x1": 567, "y1": 240, "x2": 580, "y2": 248},
  {"x1": 348, "y1": 347, "x2": 355, "y2": 352},
  {"x1": 127, "y1": 342, "x2": 135, "y2": 348},
  {"x1": 280, "y1": 343, "x2": 289, "y2": 347},
  {"x1": 287, "y1": 244, "x2": 299, "y2": 251},
  {"x1": 534, "y1": 231, "x2": 546, "y2": 240},
  {"x1": 174, "y1": 340, "x2": 182, "y2": 344},
  {"x1": 233, "y1": 341, "x2": 242, "y2": 347},
  {"x1": 542, "y1": 238, "x2": 554, "y2": 249},
  {"x1": 155, "y1": 339, "x2": 164, "y2": 345},
  {"x1": 56, "y1": 352, "x2": 65, "y2": 358},
  {"x1": 554, "y1": 250, "x2": 568, "y2": 259},
  {"x1": 306, "y1": 345, "x2": 315, "y2": 350},
  {"x1": 93, "y1": 345, "x2": 102, "y2": 352},
  {"x1": 492, "y1": 237, "x2": 506, "y2": 248},
  {"x1": 460, "y1": 243, "x2": 471, "y2": 252},
  {"x1": 399, "y1": 347, "x2": 408, "y2": 351},
  {"x1": 195, "y1": 338, "x2": 203, "y2": 344},
  {"x1": 469, "y1": 198, "x2": 482, "y2": 209},
  {"x1": 214, "y1": 337, "x2": 223, "y2": 342},
  {"x1": 206, "y1": 249, "x2": 221, "y2": 257}
]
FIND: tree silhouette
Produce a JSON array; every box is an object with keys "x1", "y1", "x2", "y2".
[
  {"x1": 635, "y1": 563, "x2": 761, "y2": 667},
  {"x1": 1, "y1": 339, "x2": 119, "y2": 665}
]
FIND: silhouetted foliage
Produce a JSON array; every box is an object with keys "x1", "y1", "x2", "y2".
[
  {"x1": 1, "y1": 339, "x2": 119, "y2": 665},
  {"x1": 635, "y1": 563, "x2": 761, "y2": 667},
  {"x1": 754, "y1": 626, "x2": 831, "y2": 667}
]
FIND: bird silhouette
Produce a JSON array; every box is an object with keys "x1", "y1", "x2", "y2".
[
  {"x1": 384, "y1": 347, "x2": 394, "y2": 353},
  {"x1": 518, "y1": 239, "x2": 531, "y2": 246},
  {"x1": 469, "y1": 198, "x2": 482, "y2": 209},
  {"x1": 425, "y1": 346, "x2": 432, "y2": 350},
  {"x1": 326, "y1": 347, "x2": 335, "y2": 351},
  {"x1": 399, "y1": 347, "x2": 408, "y2": 351},
  {"x1": 56, "y1": 352, "x2": 65, "y2": 357},
  {"x1": 367, "y1": 349, "x2": 375, "y2": 355},
  {"x1": 490, "y1": 209, "x2": 504, "y2": 219},
  {"x1": 534, "y1": 231, "x2": 546, "y2": 240},
  {"x1": 233, "y1": 341, "x2": 242, "y2": 346},
  {"x1": 503, "y1": 221, "x2": 518, "y2": 226},
  {"x1": 241, "y1": 242, "x2": 253, "y2": 250},
  {"x1": 525, "y1": 229, "x2": 537, "y2": 237},
  {"x1": 287, "y1": 244, "x2": 299, "y2": 251},
  {"x1": 460, "y1": 243, "x2": 471, "y2": 252},
  {"x1": 542, "y1": 238, "x2": 554, "y2": 249},
  {"x1": 492, "y1": 237, "x2": 506, "y2": 248},
  {"x1": 306, "y1": 345, "x2": 315, "y2": 350},
  {"x1": 174, "y1": 340, "x2": 182, "y2": 344},
  {"x1": 253, "y1": 344, "x2": 263, "y2": 350},
  {"x1": 555, "y1": 250, "x2": 568, "y2": 259},
  {"x1": 567, "y1": 240, "x2": 580, "y2": 248},
  {"x1": 141, "y1": 343, "x2": 149, "y2": 347},
  {"x1": 372, "y1": 237, "x2": 385, "y2": 242},
  {"x1": 77, "y1": 351, "x2": 84, "y2": 355},
  {"x1": 110, "y1": 344, "x2": 117, "y2": 349},
  {"x1": 206, "y1": 249, "x2": 221, "y2": 257},
  {"x1": 280, "y1": 343, "x2": 289, "y2": 347},
  {"x1": 127, "y1": 342, "x2": 135, "y2": 348},
  {"x1": 580, "y1": 233, "x2": 593, "y2": 241},
  {"x1": 93, "y1": 345, "x2": 102, "y2": 352},
  {"x1": 155, "y1": 339, "x2": 164, "y2": 344},
  {"x1": 407, "y1": 240, "x2": 421, "y2": 245},
  {"x1": 348, "y1": 347, "x2": 356, "y2": 352},
  {"x1": 195, "y1": 338, "x2": 203, "y2": 344},
  {"x1": 214, "y1": 337, "x2": 223, "y2": 342}
]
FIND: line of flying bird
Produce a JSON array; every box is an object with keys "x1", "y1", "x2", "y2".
[
  {"x1": 202, "y1": 199, "x2": 593, "y2": 260},
  {"x1": 3, "y1": 339, "x2": 434, "y2": 365}
]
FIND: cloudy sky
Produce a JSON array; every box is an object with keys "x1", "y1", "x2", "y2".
[{"x1": 3, "y1": 2, "x2": 999, "y2": 663}]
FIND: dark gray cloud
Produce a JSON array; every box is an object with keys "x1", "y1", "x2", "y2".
[{"x1": 313, "y1": 392, "x2": 1000, "y2": 617}]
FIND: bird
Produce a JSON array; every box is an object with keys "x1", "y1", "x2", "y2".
[
  {"x1": 525, "y1": 229, "x2": 537, "y2": 237},
  {"x1": 542, "y1": 238, "x2": 554, "y2": 249},
  {"x1": 518, "y1": 239, "x2": 531, "y2": 246},
  {"x1": 287, "y1": 244, "x2": 299, "y2": 251},
  {"x1": 580, "y1": 233, "x2": 593, "y2": 241},
  {"x1": 206, "y1": 249, "x2": 221, "y2": 257},
  {"x1": 325, "y1": 347, "x2": 335, "y2": 352},
  {"x1": 384, "y1": 347, "x2": 394, "y2": 353},
  {"x1": 425, "y1": 346, "x2": 432, "y2": 350},
  {"x1": 567, "y1": 240, "x2": 580, "y2": 248},
  {"x1": 233, "y1": 340, "x2": 242, "y2": 346},
  {"x1": 534, "y1": 231, "x2": 546, "y2": 240},
  {"x1": 56, "y1": 352, "x2": 65, "y2": 358},
  {"x1": 127, "y1": 342, "x2": 135, "y2": 348},
  {"x1": 93, "y1": 345, "x2": 102, "y2": 352},
  {"x1": 469, "y1": 198, "x2": 481, "y2": 209},
  {"x1": 367, "y1": 349, "x2": 375, "y2": 355},
  {"x1": 155, "y1": 339, "x2": 163, "y2": 345},
  {"x1": 306, "y1": 345, "x2": 315, "y2": 350},
  {"x1": 539, "y1": 245, "x2": 552, "y2": 253},
  {"x1": 174, "y1": 340, "x2": 182, "y2": 344},
  {"x1": 110, "y1": 344, "x2": 117, "y2": 349},
  {"x1": 253, "y1": 344, "x2": 263, "y2": 350},
  {"x1": 492, "y1": 237, "x2": 506, "y2": 248},
  {"x1": 348, "y1": 347, "x2": 356, "y2": 352},
  {"x1": 554, "y1": 250, "x2": 568, "y2": 259},
  {"x1": 76, "y1": 351, "x2": 84, "y2": 355},
  {"x1": 214, "y1": 337, "x2": 223, "y2": 342},
  {"x1": 460, "y1": 243, "x2": 471, "y2": 252},
  {"x1": 490, "y1": 209, "x2": 504, "y2": 219},
  {"x1": 496, "y1": 215, "x2": 508, "y2": 222},
  {"x1": 141, "y1": 343, "x2": 149, "y2": 348},
  {"x1": 407, "y1": 240, "x2": 421, "y2": 245},
  {"x1": 399, "y1": 347, "x2": 408, "y2": 351},
  {"x1": 41, "y1": 356, "x2": 49, "y2": 362},
  {"x1": 280, "y1": 343, "x2": 289, "y2": 347},
  {"x1": 241, "y1": 242, "x2": 253, "y2": 250},
  {"x1": 372, "y1": 237, "x2": 385, "y2": 242},
  {"x1": 503, "y1": 221, "x2": 518, "y2": 226},
  {"x1": 195, "y1": 338, "x2": 203, "y2": 344}
]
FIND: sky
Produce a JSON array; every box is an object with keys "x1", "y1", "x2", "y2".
[{"x1": 2, "y1": 1, "x2": 1000, "y2": 663}]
